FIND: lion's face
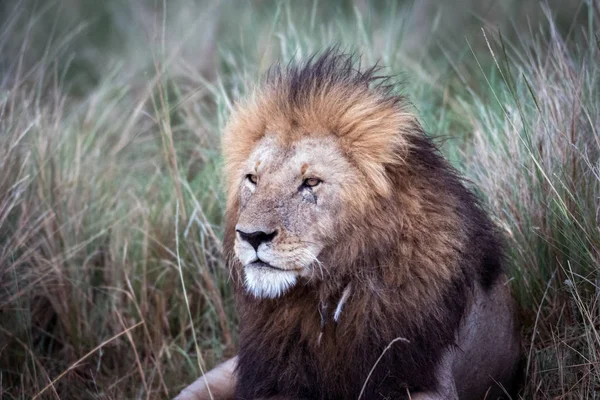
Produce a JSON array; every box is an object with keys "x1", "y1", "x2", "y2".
[{"x1": 233, "y1": 135, "x2": 356, "y2": 298}]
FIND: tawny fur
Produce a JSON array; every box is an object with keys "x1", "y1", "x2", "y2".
[{"x1": 176, "y1": 50, "x2": 521, "y2": 400}]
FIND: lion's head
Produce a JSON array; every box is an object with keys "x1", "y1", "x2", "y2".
[
  {"x1": 231, "y1": 135, "x2": 356, "y2": 298},
  {"x1": 221, "y1": 50, "x2": 438, "y2": 299}
]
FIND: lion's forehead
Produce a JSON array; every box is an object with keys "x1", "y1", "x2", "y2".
[{"x1": 247, "y1": 135, "x2": 354, "y2": 180}]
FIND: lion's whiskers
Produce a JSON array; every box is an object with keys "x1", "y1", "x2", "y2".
[{"x1": 298, "y1": 248, "x2": 327, "y2": 282}]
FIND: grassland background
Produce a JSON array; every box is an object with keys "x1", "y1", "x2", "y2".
[{"x1": 0, "y1": 0, "x2": 598, "y2": 398}]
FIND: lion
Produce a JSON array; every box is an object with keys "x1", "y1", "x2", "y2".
[{"x1": 175, "y1": 50, "x2": 521, "y2": 400}]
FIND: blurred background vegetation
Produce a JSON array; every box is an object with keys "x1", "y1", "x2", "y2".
[{"x1": 0, "y1": 0, "x2": 598, "y2": 398}]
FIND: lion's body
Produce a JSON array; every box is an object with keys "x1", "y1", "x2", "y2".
[{"x1": 176, "y1": 50, "x2": 521, "y2": 400}]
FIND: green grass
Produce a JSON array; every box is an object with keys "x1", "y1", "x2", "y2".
[{"x1": 0, "y1": 0, "x2": 598, "y2": 398}]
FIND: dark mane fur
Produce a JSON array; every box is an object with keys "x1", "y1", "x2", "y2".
[{"x1": 266, "y1": 47, "x2": 398, "y2": 108}]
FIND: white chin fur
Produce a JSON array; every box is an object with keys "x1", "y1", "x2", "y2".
[{"x1": 243, "y1": 267, "x2": 297, "y2": 299}]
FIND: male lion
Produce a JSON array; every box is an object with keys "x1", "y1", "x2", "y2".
[{"x1": 176, "y1": 50, "x2": 521, "y2": 400}]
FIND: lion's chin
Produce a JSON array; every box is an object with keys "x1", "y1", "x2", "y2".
[{"x1": 243, "y1": 264, "x2": 298, "y2": 299}]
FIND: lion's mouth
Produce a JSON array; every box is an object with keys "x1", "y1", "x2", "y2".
[
  {"x1": 245, "y1": 259, "x2": 305, "y2": 274},
  {"x1": 246, "y1": 260, "x2": 285, "y2": 271}
]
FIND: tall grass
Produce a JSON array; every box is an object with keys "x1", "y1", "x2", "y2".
[
  {"x1": 0, "y1": 0, "x2": 598, "y2": 398},
  {"x1": 463, "y1": 9, "x2": 600, "y2": 395},
  {"x1": 0, "y1": 2, "x2": 232, "y2": 398}
]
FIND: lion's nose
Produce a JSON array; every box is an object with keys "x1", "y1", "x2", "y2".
[{"x1": 236, "y1": 229, "x2": 278, "y2": 251}]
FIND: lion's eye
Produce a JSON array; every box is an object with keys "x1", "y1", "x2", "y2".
[
  {"x1": 303, "y1": 177, "x2": 322, "y2": 188},
  {"x1": 246, "y1": 174, "x2": 258, "y2": 184}
]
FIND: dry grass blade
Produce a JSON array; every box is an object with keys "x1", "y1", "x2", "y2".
[
  {"x1": 358, "y1": 337, "x2": 410, "y2": 400},
  {"x1": 32, "y1": 321, "x2": 144, "y2": 399}
]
